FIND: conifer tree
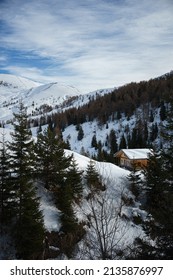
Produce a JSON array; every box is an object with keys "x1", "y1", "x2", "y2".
[
  {"x1": 35, "y1": 127, "x2": 78, "y2": 235},
  {"x1": 91, "y1": 134, "x2": 98, "y2": 149},
  {"x1": 64, "y1": 138, "x2": 71, "y2": 149},
  {"x1": 8, "y1": 101, "x2": 44, "y2": 259},
  {"x1": 160, "y1": 101, "x2": 167, "y2": 121},
  {"x1": 161, "y1": 97, "x2": 173, "y2": 185},
  {"x1": 119, "y1": 134, "x2": 127, "y2": 149},
  {"x1": 77, "y1": 125, "x2": 84, "y2": 141},
  {"x1": 35, "y1": 127, "x2": 71, "y2": 190},
  {"x1": 66, "y1": 155, "x2": 83, "y2": 202},
  {"x1": 154, "y1": 95, "x2": 173, "y2": 258},
  {"x1": 127, "y1": 162, "x2": 141, "y2": 200},
  {"x1": 109, "y1": 129, "x2": 118, "y2": 154},
  {"x1": 58, "y1": 183, "x2": 78, "y2": 234},
  {"x1": 56, "y1": 159, "x2": 79, "y2": 234},
  {"x1": 85, "y1": 159, "x2": 103, "y2": 192},
  {"x1": 144, "y1": 153, "x2": 166, "y2": 218},
  {"x1": 150, "y1": 123, "x2": 158, "y2": 142},
  {"x1": 0, "y1": 131, "x2": 14, "y2": 227},
  {"x1": 138, "y1": 150, "x2": 173, "y2": 259}
]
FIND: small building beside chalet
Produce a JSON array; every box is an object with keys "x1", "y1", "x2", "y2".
[{"x1": 114, "y1": 148, "x2": 153, "y2": 170}]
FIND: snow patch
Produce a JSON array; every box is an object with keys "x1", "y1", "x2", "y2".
[{"x1": 37, "y1": 185, "x2": 60, "y2": 232}]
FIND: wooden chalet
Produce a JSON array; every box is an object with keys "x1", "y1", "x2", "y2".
[{"x1": 114, "y1": 148, "x2": 153, "y2": 170}]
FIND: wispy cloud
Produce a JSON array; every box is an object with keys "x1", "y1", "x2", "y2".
[{"x1": 0, "y1": 0, "x2": 173, "y2": 92}]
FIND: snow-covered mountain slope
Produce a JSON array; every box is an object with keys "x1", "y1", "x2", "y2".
[
  {"x1": 20, "y1": 82, "x2": 81, "y2": 109},
  {"x1": 65, "y1": 149, "x2": 129, "y2": 178},
  {"x1": 0, "y1": 74, "x2": 82, "y2": 121},
  {"x1": 0, "y1": 74, "x2": 41, "y2": 90},
  {"x1": 38, "y1": 149, "x2": 130, "y2": 233},
  {"x1": 0, "y1": 146, "x2": 145, "y2": 259},
  {"x1": 38, "y1": 149, "x2": 146, "y2": 259},
  {"x1": 0, "y1": 74, "x2": 114, "y2": 122},
  {"x1": 0, "y1": 74, "x2": 41, "y2": 103},
  {"x1": 62, "y1": 116, "x2": 134, "y2": 156}
]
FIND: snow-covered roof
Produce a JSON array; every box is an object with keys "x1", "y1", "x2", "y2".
[{"x1": 115, "y1": 149, "x2": 153, "y2": 160}]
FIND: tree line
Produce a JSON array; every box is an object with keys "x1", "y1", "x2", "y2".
[
  {"x1": 24, "y1": 71, "x2": 172, "y2": 134},
  {"x1": 34, "y1": 71, "x2": 172, "y2": 161},
  {"x1": 16, "y1": 71, "x2": 172, "y2": 164},
  {"x1": 52, "y1": 72, "x2": 172, "y2": 129}
]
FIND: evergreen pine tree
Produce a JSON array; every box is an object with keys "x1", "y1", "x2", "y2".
[
  {"x1": 97, "y1": 146, "x2": 105, "y2": 162},
  {"x1": 160, "y1": 101, "x2": 167, "y2": 121},
  {"x1": 66, "y1": 155, "x2": 83, "y2": 202},
  {"x1": 150, "y1": 123, "x2": 158, "y2": 142},
  {"x1": 137, "y1": 150, "x2": 173, "y2": 259},
  {"x1": 85, "y1": 159, "x2": 103, "y2": 192},
  {"x1": 35, "y1": 127, "x2": 76, "y2": 235},
  {"x1": 77, "y1": 125, "x2": 84, "y2": 141},
  {"x1": 119, "y1": 134, "x2": 127, "y2": 149},
  {"x1": 109, "y1": 129, "x2": 118, "y2": 154},
  {"x1": 161, "y1": 96, "x2": 173, "y2": 185},
  {"x1": 64, "y1": 138, "x2": 71, "y2": 149},
  {"x1": 155, "y1": 94, "x2": 173, "y2": 258},
  {"x1": 0, "y1": 131, "x2": 14, "y2": 227},
  {"x1": 58, "y1": 183, "x2": 78, "y2": 234},
  {"x1": 91, "y1": 134, "x2": 98, "y2": 149},
  {"x1": 128, "y1": 162, "x2": 141, "y2": 200},
  {"x1": 144, "y1": 123, "x2": 149, "y2": 146},
  {"x1": 8, "y1": 101, "x2": 44, "y2": 259},
  {"x1": 35, "y1": 127, "x2": 71, "y2": 190}
]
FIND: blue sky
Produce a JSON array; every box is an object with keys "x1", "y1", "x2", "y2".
[{"x1": 0, "y1": 0, "x2": 173, "y2": 93}]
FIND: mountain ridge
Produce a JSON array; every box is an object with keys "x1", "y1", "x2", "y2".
[{"x1": 0, "y1": 73, "x2": 114, "y2": 122}]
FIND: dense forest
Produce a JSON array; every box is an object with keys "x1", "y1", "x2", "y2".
[
  {"x1": 47, "y1": 71, "x2": 173, "y2": 161},
  {"x1": 51, "y1": 72, "x2": 172, "y2": 126}
]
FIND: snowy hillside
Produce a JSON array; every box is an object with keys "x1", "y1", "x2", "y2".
[
  {"x1": 37, "y1": 149, "x2": 146, "y2": 259},
  {"x1": 0, "y1": 74, "x2": 41, "y2": 90},
  {"x1": 62, "y1": 115, "x2": 137, "y2": 156},
  {"x1": 38, "y1": 149, "x2": 131, "y2": 233},
  {"x1": 0, "y1": 124, "x2": 146, "y2": 259},
  {"x1": 0, "y1": 74, "x2": 81, "y2": 121},
  {"x1": 0, "y1": 145, "x2": 146, "y2": 260},
  {"x1": 0, "y1": 74, "x2": 114, "y2": 123}
]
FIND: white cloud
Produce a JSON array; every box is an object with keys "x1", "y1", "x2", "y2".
[{"x1": 0, "y1": 0, "x2": 173, "y2": 92}]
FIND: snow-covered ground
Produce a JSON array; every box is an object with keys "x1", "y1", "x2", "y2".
[
  {"x1": 0, "y1": 145, "x2": 146, "y2": 259},
  {"x1": 0, "y1": 74, "x2": 114, "y2": 123},
  {"x1": 62, "y1": 117, "x2": 135, "y2": 156},
  {"x1": 64, "y1": 150, "x2": 146, "y2": 259},
  {"x1": 37, "y1": 185, "x2": 61, "y2": 232},
  {"x1": 0, "y1": 74, "x2": 82, "y2": 121},
  {"x1": 37, "y1": 149, "x2": 132, "y2": 235},
  {"x1": 0, "y1": 74, "x2": 147, "y2": 259}
]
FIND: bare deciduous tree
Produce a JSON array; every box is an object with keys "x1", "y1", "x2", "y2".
[{"x1": 78, "y1": 170, "x2": 133, "y2": 259}]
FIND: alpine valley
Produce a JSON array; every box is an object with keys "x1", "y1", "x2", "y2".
[{"x1": 0, "y1": 71, "x2": 173, "y2": 260}]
